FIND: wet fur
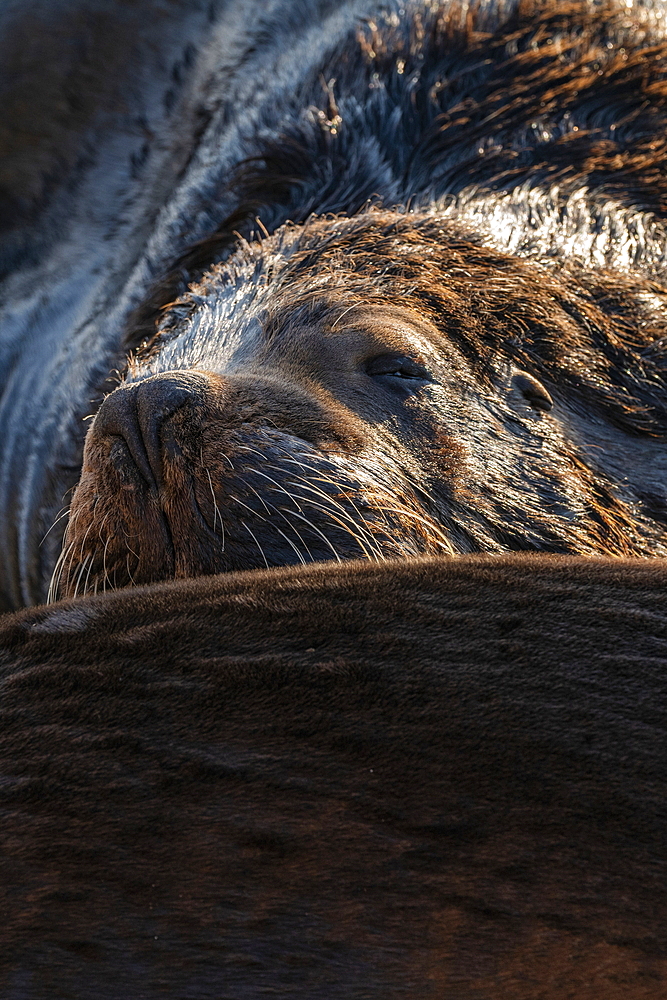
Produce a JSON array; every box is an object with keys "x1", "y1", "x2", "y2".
[
  {"x1": 131, "y1": 0, "x2": 667, "y2": 340},
  {"x1": 59, "y1": 205, "x2": 667, "y2": 597}
]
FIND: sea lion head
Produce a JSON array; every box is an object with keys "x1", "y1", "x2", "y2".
[{"x1": 54, "y1": 208, "x2": 667, "y2": 598}]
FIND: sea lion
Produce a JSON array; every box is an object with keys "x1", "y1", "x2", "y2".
[
  {"x1": 56, "y1": 208, "x2": 667, "y2": 597},
  {"x1": 2, "y1": 554, "x2": 667, "y2": 997},
  {"x1": 3, "y1": 0, "x2": 667, "y2": 607}
]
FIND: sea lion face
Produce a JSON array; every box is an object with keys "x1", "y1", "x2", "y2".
[{"x1": 55, "y1": 209, "x2": 667, "y2": 597}]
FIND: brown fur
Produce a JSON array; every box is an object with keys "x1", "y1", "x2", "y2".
[
  {"x1": 2, "y1": 554, "x2": 667, "y2": 997},
  {"x1": 6, "y1": 0, "x2": 667, "y2": 608},
  {"x1": 4, "y1": 5, "x2": 667, "y2": 993},
  {"x1": 58, "y1": 210, "x2": 667, "y2": 598}
]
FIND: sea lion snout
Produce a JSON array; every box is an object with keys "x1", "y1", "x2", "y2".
[
  {"x1": 56, "y1": 359, "x2": 435, "y2": 598},
  {"x1": 92, "y1": 372, "x2": 210, "y2": 492}
]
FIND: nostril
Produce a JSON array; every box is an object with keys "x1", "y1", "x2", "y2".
[
  {"x1": 135, "y1": 378, "x2": 193, "y2": 488},
  {"x1": 93, "y1": 386, "x2": 156, "y2": 489},
  {"x1": 92, "y1": 373, "x2": 198, "y2": 491}
]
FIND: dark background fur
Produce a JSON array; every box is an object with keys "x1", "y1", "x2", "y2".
[{"x1": 0, "y1": 0, "x2": 376, "y2": 607}]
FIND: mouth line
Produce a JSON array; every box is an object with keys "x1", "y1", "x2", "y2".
[{"x1": 156, "y1": 501, "x2": 177, "y2": 573}]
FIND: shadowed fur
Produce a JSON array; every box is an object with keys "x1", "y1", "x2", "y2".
[
  {"x1": 2, "y1": 5, "x2": 667, "y2": 995},
  {"x1": 3, "y1": 554, "x2": 667, "y2": 996}
]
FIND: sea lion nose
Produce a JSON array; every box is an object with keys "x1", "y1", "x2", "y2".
[{"x1": 93, "y1": 372, "x2": 200, "y2": 491}]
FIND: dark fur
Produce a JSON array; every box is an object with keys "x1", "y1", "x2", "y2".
[{"x1": 2, "y1": 554, "x2": 667, "y2": 997}]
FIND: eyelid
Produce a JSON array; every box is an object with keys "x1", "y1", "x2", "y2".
[{"x1": 364, "y1": 354, "x2": 431, "y2": 378}]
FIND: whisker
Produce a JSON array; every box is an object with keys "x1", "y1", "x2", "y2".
[
  {"x1": 102, "y1": 533, "x2": 112, "y2": 592},
  {"x1": 246, "y1": 483, "x2": 273, "y2": 517},
  {"x1": 281, "y1": 509, "x2": 343, "y2": 562},
  {"x1": 280, "y1": 475, "x2": 384, "y2": 557},
  {"x1": 122, "y1": 533, "x2": 140, "y2": 562},
  {"x1": 331, "y1": 299, "x2": 368, "y2": 330},
  {"x1": 241, "y1": 475, "x2": 318, "y2": 558},
  {"x1": 52, "y1": 527, "x2": 85, "y2": 602},
  {"x1": 62, "y1": 544, "x2": 79, "y2": 598},
  {"x1": 373, "y1": 504, "x2": 455, "y2": 551},
  {"x1": 282, "y1": 491, "x2": 381, "y2": 561},
  {"x1": 206, "y1": 468, "x2": 223, "y2": 543},
  {"x1": 256, "y1": 494, "x2": 314, "y2": 562},
  {"x1": 232, "y1": 495, "x2": 269, "y2": 522},
  {"x1": 95, "y1": 511, "x2": 111, "y2": 544},
  {"x1": 242, "y1": 522, "x2": 269, "y2": 569},
  {"x1": 47, "y1": 540, "x2": 73, "y2": 604},
  {"x1": 72, "y1": 554, "x2": 92, "y2": 600},
  {"x1": 267, "y1": 520, "x2": 307, "y2": 565},
  {"x1": 260, "y1": 456, "x2": 394, "y2": 557},
  {"x1": 77, "y1": 518, "x2": 97, "y2": 562},
  {"x1": 126, "y1": 554, "x2": 137, "y2": 587},
  {"x1": 265, "y1": 457, "x2": 390, "y2": 556},
  {"x1": 269, "y1": 455, "x2": 450, "y2": 556},
  {"x1": 40, "y1": 505, "x2": 71, "y2": 546},
  {"x1": 46, "y1": 552, "x2": 63, "y2": 604},
  {"x1": 83, "y1": 551, "x2": 96, "y2": 597},
  {"x1": 247, "y1": 468, "x2": 307, "y2": 512},
  {"x1": 236, "y1": 482, "x2": 315, "y2": 563},
  {"x1": 234, "y1": 444, "x2": 269, "y2": 463}
]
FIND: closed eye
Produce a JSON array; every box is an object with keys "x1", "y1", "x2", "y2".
[{"x1": 365, "y1": 355, "x2": 432, "y2": 381}]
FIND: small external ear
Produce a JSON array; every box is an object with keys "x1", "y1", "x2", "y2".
[{"x1": 511, "y1": 371, "x2": 553, "y2": 412}]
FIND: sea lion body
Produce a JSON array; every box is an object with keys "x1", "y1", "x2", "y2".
[
  {"x1": 2, "y1": 554, "x2": 667, "y2": 996},
  {"x1": 4, "y1": 1, "x2": 667, "y2": 604}
]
